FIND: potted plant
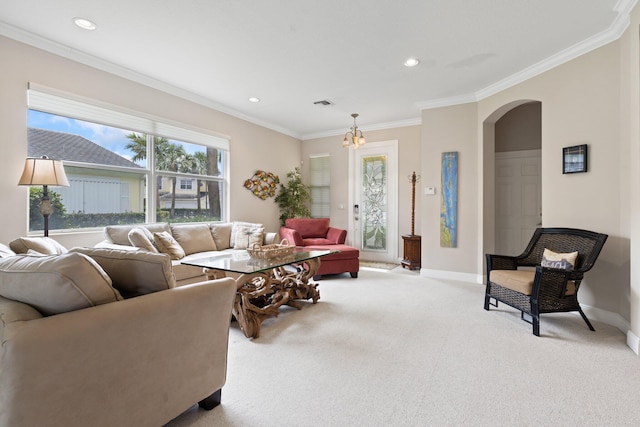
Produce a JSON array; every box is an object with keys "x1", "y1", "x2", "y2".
[{"x1": 275, "y1": 167, "x2": 312, "y2": 225}]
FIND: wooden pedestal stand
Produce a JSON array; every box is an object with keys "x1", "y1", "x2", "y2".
[{"x1": 402, "y1": 171, "x2": 421, "y2": 270}]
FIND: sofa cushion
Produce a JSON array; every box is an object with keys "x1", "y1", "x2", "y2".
[
  {"x1": 105, "y1": 223, "x2": 170, "y2": 246},
  {"x1": 128, "y1": 227, "x2": 159, "y2": 253},
  {"x1": 9, "y1": 237, "x2": 68, "y2": 255},
  {"x1": 154, "y1": 231, "x2": 186, "y2": 260},
  {"x1": 70, "y1": 247, "x2": 176, "y2": 298},
  {"x1": 210, "y1": 222, "x2": 233, "y2": 250},
  {"x1": 0, "y1": 253, "x2": 122, "y2": 316},
  {"x1": 231, "y1": 222, "x2": 263, "y2": 248},
  {"x1": 285, "y1": 218, "x2": 330, "y2": 238},
  {"x1": 170, "y1": 224, "x2": 217, "y2": 255},
  {"x1": 233, "y1": 225, "x2": 265, "y2": 250},
  {"x1": 0, "y1": 243, "x2": 16, "y2": 258}
]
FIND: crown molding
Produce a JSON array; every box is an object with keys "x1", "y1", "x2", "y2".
[
  {"x1": 417, "y1": 0, "x2": 638, "y2": 111},
  {"x1": 301, "y1": 117, "x2": 422, "y2": 141},
  {"x1": 0, "y1": 21, "x2": 302, "y2": 140}
]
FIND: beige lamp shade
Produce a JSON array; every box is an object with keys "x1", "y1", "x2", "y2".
[{"x1": 18, "y1": 156, "x2": 70, "y2": 187}]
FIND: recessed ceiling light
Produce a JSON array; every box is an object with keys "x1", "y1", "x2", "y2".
[
  {"x1": 248, "y1": 97, "x2": 260, "y2": 103},
  {"x1": 73, "y1": 17, "x2": 97, "y2": 31},
  {"x1": 404, "y1": 58, "x2": 420, "y2": 67}
]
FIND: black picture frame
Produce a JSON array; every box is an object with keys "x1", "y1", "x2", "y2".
[{"x1": 563, "y1": 144, "x2": 587, "y2": 174}]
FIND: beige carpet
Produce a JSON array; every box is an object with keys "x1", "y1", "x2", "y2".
[{"x1": 166, "y1": 268, "x2": 640, "y2": 426}]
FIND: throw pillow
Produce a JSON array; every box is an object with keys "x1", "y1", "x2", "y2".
[
  {"x1": 231, "y1": 222, "x2": 263, "y2": 248},
  {"x1": 210, "y1": 222, "x2": 233, "y2": 250},
  {"x1": 0, "y1": 253, "x2": 122, "y2": 316},
  {"x1": 541, "y1": 248, "x2": 578, "y2": 270},
  {"x1": 170, "y1": 224, "x2": 217, "y2": 255},
  {"x1": 154, "y1": 231, "x2": 186, "y2": 260},
  {"x1": 70, "y1": 247, "x2": 176, "y2": 298},
  {"x1": 105, "y1": 223, "x2": 170, "y2": 246},
  {"x1": 0, "y1": 243, "x2": 16, "y2": 258},
  {"x1": 233, "y1": 225, "x2": 265, "y2": 250},
  {"x1": 128, "y1": 227, "x2": 159, "y2": 253},
  {"x1": 9, "y1": 237, "x2": 68, "y2": 255}
]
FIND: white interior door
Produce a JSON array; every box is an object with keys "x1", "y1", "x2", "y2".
[
  {"x1": 495, "y1": 149, "x2": 542, "y2": 255},
  {"x1": 349, "y1": 140, "x2": 398, "y2": 262}
]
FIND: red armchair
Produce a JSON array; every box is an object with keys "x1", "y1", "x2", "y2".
[{"x1": 279, "y1": 218, "x2": 358, "y2": 280}]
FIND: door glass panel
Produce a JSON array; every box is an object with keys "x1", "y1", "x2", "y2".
[{"x1": 361, "y1": 155, "x2": 387, "y2": 250}]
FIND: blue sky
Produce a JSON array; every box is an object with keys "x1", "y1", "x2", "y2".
[{"x1": 28, "y1": 110, "x2": 206, "y2": 166}]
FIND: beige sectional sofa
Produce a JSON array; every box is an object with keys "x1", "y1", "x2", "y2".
[
  {"x1": 95, "y1": 221, "x2": 278, "y2": 285},
  {"x1": 0, "y1": 242, "x2": 237, "y2": 426}
]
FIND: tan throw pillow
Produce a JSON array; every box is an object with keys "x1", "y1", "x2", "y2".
[
  {"x1": 233, "y1": 225, "x2": 265, "y2": 250},
  {"x1": 154, "y1": 231, "x2": 185, "y2": 260},
  {"x1": 0, "y1": 253, "x2": 122, "y2": 316},
  {"x1": 105, "y1": 223, "x2": 170, "y2": 246},
  {"x1": 231, "y1": 222, "x2": 263, "y2": 247},
  {"x1": 9, "y1": 237, "x2": 68, "y2": 254},
  {"x1": 170, "y1": 224, "x2": 217, "y2": 255},
  {"x1": 70, "y1": 247, "x2": 176, "y2": 298},
  {"x1": 210, "y1": 222, "x2": 233, "y2": 250},
  {"x1": 541, "y1": 248, "x2": 578, "y2": 270},
  {"x1": 128, "y1": 227, "x2": 159, "y2": 253}
]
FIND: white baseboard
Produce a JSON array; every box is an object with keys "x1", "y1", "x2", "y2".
[
  {"x1": 420, "y1": 268, "x2": 483, "y2": 284},
  {"x1": 627, "y1": 330, "x2": 640, "y2": 355}
]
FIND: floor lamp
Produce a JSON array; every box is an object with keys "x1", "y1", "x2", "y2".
[{"x1": 18, "y1": 156, "x2": 70, "y2": 237}]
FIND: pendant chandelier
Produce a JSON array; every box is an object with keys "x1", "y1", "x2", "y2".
[{"x1": 342, "y1": 113, "x2": 366, "y2": 149}]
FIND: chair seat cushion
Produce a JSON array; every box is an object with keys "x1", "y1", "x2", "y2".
[
  {"x1": 490, "y1": 269, "x2": 576, "y2": 296},
  {"x1": 303, "y1": 238, "x2": 334, "y2": 246},
  {"x1": 490, "y1": 270, "x2": 535, "y2": 295}
]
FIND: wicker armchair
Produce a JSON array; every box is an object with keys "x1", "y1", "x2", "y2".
[{"x1": 484, "y1": 227, "x2": 608, "y2": 336}]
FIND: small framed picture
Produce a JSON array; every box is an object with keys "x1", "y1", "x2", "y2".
[{"x1": 563, "y1": 144, "x2": 587, "y2": 174}]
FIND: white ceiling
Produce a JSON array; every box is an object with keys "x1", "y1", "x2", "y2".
[{"x1": 0, "y1": 0, "x2": 634, "y2": 139}]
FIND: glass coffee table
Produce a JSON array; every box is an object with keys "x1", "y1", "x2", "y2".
[{"x1": 182, "y1": 249, "x2": 334, "y2": 338}]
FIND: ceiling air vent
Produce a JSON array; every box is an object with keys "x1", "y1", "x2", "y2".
[{"x1": 313, "y1": 100, "x2": 334, "y2": 107}]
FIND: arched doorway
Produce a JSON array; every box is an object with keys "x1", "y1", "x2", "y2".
[{"x1": 482, "y1": 100, "x2": 542, "y2": 261}]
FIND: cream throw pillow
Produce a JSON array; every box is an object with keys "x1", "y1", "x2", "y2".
[
  {"x1": 170, "y1": 224, "x2": 217, "y2": 255},
  {"x1": 231, "y1": 222, "x2": 263, "y2": 247},
  {"x1": 128, "y1": 227, "x2": 159, "y2": 253},
  {"x1": 233, "y1": 225, "x2": 265, "y2": 250},
  {"x1": 0, "y1": 253, "x2": 122, "y2": 316},
  {"x1": 70, "y1": 247, "x2": 176, "y2": 298},
  {"x1": 9, "y1": 237, "x2": 68, "y2": 255},
  {"x1": 154, "y1": 231, "x2": 185, "y2": 259},
  {"x1": 541, "y1": 248, "x2": 578, "y2": 270},
  {"x1": 0, "y1": 243, "x2": 16, "y2": 258}
]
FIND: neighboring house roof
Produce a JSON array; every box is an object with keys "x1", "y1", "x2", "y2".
[{"x1": 28, "y1": 128, "x2": 140, "y2": 168}]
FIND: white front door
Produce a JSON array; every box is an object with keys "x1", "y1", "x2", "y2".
[
  {"x1": 495, "y1": 149, "x2": 542, "y2": 255},
  {"x1": 349, "y1": 140, "x2": 398, "y2": 262}
]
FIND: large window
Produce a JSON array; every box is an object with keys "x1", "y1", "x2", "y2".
[
  {"x1": 309, "y1": 154, "x2": 330, "y2": 218},
  {"x1": 26, "y1": 85, "x2": 229, "y2": 233}
]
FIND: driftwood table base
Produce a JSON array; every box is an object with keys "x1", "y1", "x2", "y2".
[{"x1": 204, "y1": 257, "x2": 321, "y2": 338}]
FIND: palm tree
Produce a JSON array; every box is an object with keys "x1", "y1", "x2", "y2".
[
  {"x1": 126, "y1": 133, "x2": 185, "y2": 217},
  {"x1": 206, "y1": 147, "x2": 221, "y2": 219}
]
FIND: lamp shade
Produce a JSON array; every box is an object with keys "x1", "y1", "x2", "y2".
[{"x1": 18, "y1": 156, "x2": 70, "y2": 187}]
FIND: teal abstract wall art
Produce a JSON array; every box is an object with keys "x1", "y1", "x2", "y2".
[{"x1": 440, "y1": 152, "x2": 458, "y2": 248}]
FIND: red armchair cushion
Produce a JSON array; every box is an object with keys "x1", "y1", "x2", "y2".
[
  {"x1": 285, "y1": 218, "x2": 330, "y2": 238},
  {"x1": 303, "y1": 238, "x2": 335, "y2": 246}
]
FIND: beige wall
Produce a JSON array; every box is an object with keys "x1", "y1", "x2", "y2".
[
  {"x1": 495, "y1": 102, "x2": 541, "y2": 152},
  {"x1": 421, "y1": 103, "x2": 479, "y2": 278},
  {"x1": 0, "y1": 36, "x2": 300, "y2": 247},
  {"x1": 302, "y1": 125, "x2": 421, "y2": 257},
  {"x1": 419, "y1": 14, "x2": 637, "y2": 342}
]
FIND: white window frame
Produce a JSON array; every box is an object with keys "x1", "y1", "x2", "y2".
[
  {"x1": 27, "y1": 83, "x2": 231, "y2": 227},
  {"x1": 309, "y1": 154, "x2": 331, "y2": 218}
]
